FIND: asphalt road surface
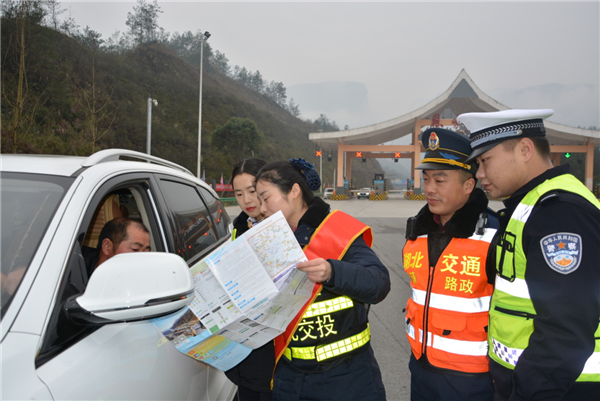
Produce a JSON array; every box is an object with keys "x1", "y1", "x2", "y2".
[{"x1": 226, "y1": 194, "x2": 504, "y2": 401}]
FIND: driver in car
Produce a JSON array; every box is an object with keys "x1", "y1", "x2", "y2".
[{"x1": 83, "y1": 217, "x2": 151, "y2": 271}]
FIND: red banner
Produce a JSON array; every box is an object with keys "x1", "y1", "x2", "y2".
[{"x1": 215, "y1": 184, "x2": 233, "y2": 191}]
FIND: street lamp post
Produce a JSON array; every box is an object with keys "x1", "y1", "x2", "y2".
[
  {"x1": 197, "y1": 31, "x2": 211, "y2": 178},
  {"x1": 146, "y1": 98, "x2": 158, "y2": 155}
]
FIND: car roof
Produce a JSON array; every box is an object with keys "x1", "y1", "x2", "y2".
[
  {"x1": 1, "y1": 149, "x2": 218, "y2": 197},
  {"x1": 1, "y1": 154, "x2": 87, "y2": 176},
  {"x1": 0, "y1": 149, "x2": 193, "y2": 177}
]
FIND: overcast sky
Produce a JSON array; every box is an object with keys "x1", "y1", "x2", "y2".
[{"x1": 63, "y1": 1, "x2": 599, "y2": 129}]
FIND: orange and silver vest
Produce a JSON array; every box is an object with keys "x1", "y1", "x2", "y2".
[
  {"x1": 274, "y1": 210, "x2": 373, "y2": 367},
  {"x1": 403, "y1": 225, "x2": 496, "y2": 373}
]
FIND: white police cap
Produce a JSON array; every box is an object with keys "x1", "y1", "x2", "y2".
[{"x1": 457, "y1": 109, "x2": 554, "y2": 162}]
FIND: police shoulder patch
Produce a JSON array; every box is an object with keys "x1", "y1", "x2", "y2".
[{"x1": 540, "y1": 232, "x2": 582, "y2": 275}]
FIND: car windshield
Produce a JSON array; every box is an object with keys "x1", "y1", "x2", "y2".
[{"x1": 1, "y1": 172, "x2": 73, "y2": 318}]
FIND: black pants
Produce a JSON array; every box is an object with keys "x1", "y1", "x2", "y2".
[
  {"x1": 409, "y1": 354, "x2": 494, "y2": 401},
  {"x1": 236, "y1": 386, "x2": 273, "y2": 401}
]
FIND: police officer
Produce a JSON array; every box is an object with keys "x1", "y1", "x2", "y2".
[
  {"x1": 403, "y1": 128, "x2": 498, "y2": 400},
  {"x1": 457, "y1": 109, "x2": 600, "y2": 400}
]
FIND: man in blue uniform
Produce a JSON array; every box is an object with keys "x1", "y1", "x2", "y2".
[{"x1": 457, "y1": 109, "x2": 600, "y2": 400}]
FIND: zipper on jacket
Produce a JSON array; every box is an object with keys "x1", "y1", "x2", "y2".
[
  {"x1": 422, "y1": 265, "x2": 435, "y2": 355},
  {"x1": 494, "y1": 306, "x2": 536, "y2": 320}
]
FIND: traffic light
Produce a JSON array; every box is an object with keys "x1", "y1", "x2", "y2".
[
  {"x1": 394, "y1": 152, "x2": 400, "y2": 163},
  {"x1": 316, "y1": 150, "x2": 322, "y2": 157},
  {"x1": 356, "y1": 151, "x2": 362, "y2": 158},
  {"x1": 565, "y1": 152, "x2": 571, "y2": 158}
]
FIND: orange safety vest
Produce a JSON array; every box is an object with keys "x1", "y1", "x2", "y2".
[
  {"x1": 273, "y1": 210, "x2": 373, "y2": 367},
  {"x1": 403, "y1": 228, "x2": 494, "y2": 373}
]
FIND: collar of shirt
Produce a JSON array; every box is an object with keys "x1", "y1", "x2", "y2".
[
  {"x1": 501, "y1": 163, "x2": 571, "y2": 214},
  {"x1": 433, "y1": 214, "x2": 446, "y2": 232},
  {"x1": 247, "y1": 216, "x2": 261, "y2": 228}
]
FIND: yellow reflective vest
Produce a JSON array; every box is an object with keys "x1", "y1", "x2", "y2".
[{"x1": 489, "y1": 174, "x2": 600, "y2": 382}]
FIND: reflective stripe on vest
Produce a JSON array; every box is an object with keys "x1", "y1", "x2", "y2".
[
  {"x1": 411, "y1": 288, "x2": 491, "y2": 313},
  {"x1": 303, "y1": 296, "x2": 353, "y2": 318},
  {"x1": 406, "y1": 319, "x2": 488, "y2": 357},
  {"x1": 273, "y1": 210, "x2": 373, "y2": 369},
  {"x1": 492, "y1": 337, "x2": 600, "y2": 377},
  {"x1": 489, "y1": 174, "x2": 600, "y2": 382},
  {"x1": 403, "y1": 224, "x2": 495, "y2": 373},
  {"x1": 284, "y1": 324, "x2": 370, "y2": 362}
]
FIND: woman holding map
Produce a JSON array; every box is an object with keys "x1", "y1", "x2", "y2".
[
  {"x1": 226, "y1": 157, "x2": 274, "y2": 401},
  {"x1": 255, "y1": 158, "x2": 390, "y2": 401}
]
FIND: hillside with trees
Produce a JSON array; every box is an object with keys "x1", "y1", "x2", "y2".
[{"x1": 0, "y1": 0, "x2": 383, "y2": 188}]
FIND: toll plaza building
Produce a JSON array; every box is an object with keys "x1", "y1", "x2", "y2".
[{"x1": 309, "y1": 70, "x2": 599, "y2": 195}]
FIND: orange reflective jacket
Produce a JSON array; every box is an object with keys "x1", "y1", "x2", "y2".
[
  {"x1": 403, "y1": 228, "x2": 495, "y2": 373},
  {"x1": 273, "y1": 210, "x2": 373, "y2": 367}
]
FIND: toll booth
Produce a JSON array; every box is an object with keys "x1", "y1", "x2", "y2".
[
  {"x1": 373, "y1": 173, "x2": 385, "y2": 194},
  {"x1": 371, "y1": 173, "x2": 388, "y2": 200}
]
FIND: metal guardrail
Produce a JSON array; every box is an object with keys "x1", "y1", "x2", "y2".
[
  {"x1": 220, "y1": 197, "x2": 237, "y2": 206},
  {"x1": 221, "y1": 192, "x2": 324, "y2": 207}
]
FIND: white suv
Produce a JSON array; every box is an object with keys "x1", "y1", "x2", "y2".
[{"x1": 0, "y1": 149, "x2": 236, "y2": 401}]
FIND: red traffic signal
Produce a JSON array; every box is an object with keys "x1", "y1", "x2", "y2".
[
  {"x1": 394, "y1": 152, "x2": 401, "y2": 158},
  {"x1": 316, "y1": 150, "x2": 322, "y2": 156},
  {"x1": 356, "y1": 151, "x2": 362, "y2": 158}
]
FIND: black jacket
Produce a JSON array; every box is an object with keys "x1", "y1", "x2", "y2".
[
  {"x1": 232, "y1": 210, "x2": 251, "y2": 237},
  {"x1": 490, "y1": 164, "x2": 600, "y2": 401},
  {"x1": 283, "y1": 196, "x2": 391, "y2": 372},
  {"x1": 224, "y1": 211, "x2": 276, "y2": 393}
]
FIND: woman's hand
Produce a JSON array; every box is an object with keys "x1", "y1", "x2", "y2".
[{"x1": 296, "y1": 258, "x2": 332, "y2": 283}]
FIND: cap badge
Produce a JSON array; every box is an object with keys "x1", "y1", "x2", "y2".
[
  {"x1": 429, "y1": 132, "x2": 440, "y2": 150},
  {"x1": 458, "y1": 122, "x2": 471, "y2": 136}
]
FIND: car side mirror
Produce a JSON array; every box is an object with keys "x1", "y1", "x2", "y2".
[{"x1": 66, "y1": 252, "x2": 194, "y2": 325}]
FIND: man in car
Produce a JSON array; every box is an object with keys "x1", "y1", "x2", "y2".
[{"x1": 83, "y1": 217, "x2": 151, "y2": 271}]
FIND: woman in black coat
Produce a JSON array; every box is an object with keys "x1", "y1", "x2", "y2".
[
  {"x1": 255, "y1": 159, "x2": 390, "y2": 401},
  {"x1": 226, "y1": 158, "x2": 274, "y2": 401}
]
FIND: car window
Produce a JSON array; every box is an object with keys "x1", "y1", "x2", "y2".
[
  {"x1": 37, "y1": 177, "x2": 164, "y2": 366},
  {"x1": 198, "y1": 186, "x2": 231, "y2": 239},
  {"x1": 1, "y1": 172, "x2": 73, "y2": 318},
  {"x1": 157, "y1": 179, "x2": 220, "y2": 264}
]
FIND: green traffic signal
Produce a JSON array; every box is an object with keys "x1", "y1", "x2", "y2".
[{"x1": 565, "y1": 153, "x2": 571, "y2": 158}]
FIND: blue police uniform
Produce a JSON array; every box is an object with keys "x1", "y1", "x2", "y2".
[{"x1": 457, "y1": 109, "x2": 600, "y2": 400}]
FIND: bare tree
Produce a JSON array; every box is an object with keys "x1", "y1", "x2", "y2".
[
  {"x1": 1, "y1": 0, "x2": 47, "y2": 153},
  {"x1": 43, "y1": 0, "x2": 65, "y2": 30},
  {"x1": 77, "y1": 26, "x2": 117, "y2": 153}
]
